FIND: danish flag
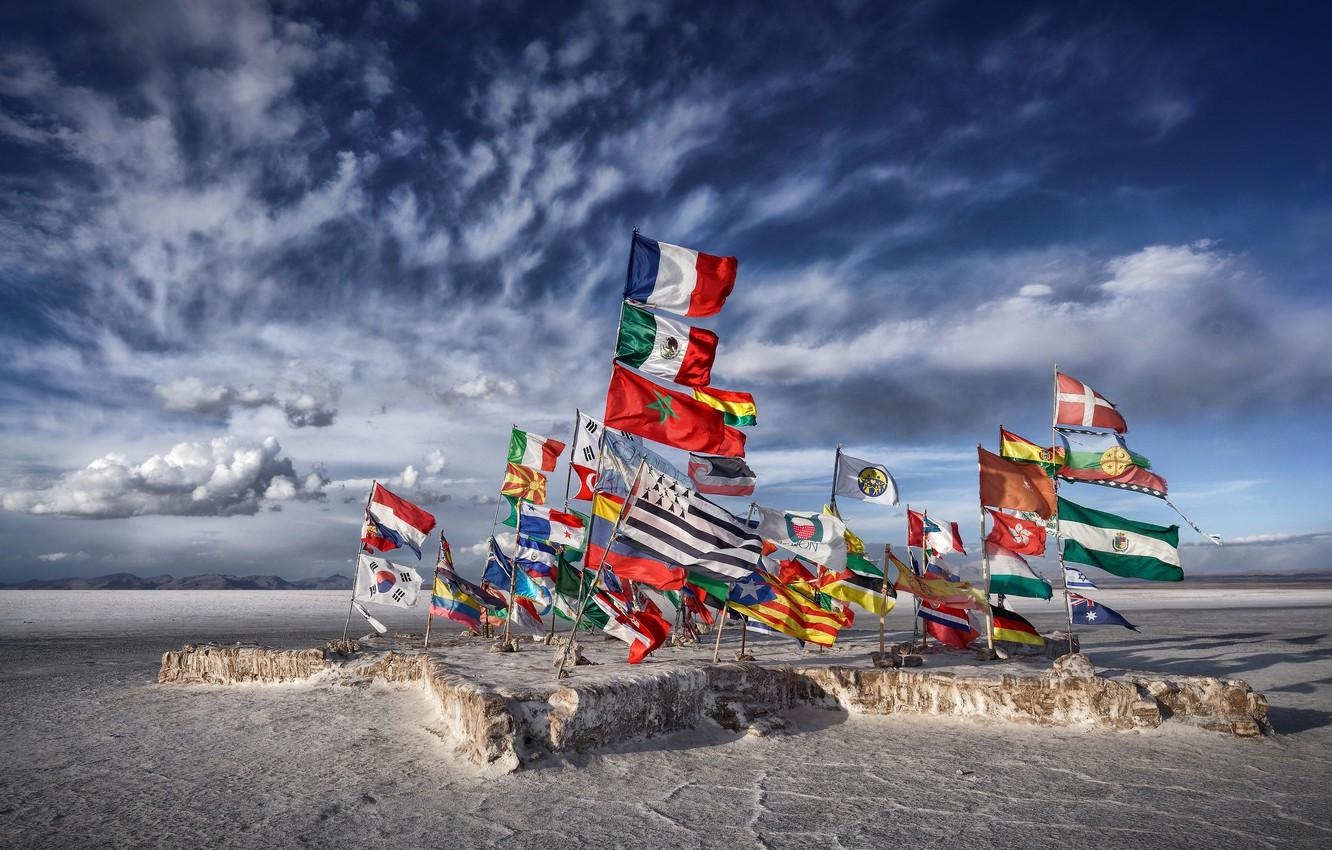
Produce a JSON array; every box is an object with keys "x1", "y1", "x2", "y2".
[{"x1": 1055, "y1": 372, "x2": 1128, "y2": 433}]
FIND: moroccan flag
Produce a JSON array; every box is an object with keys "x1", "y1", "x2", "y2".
[
  {"x1": 692, "y1": 386, "x2": 757, "y2": 427},
  {"x1": 984, "y1": 541, "x2": 1052, "y2": 599},
  {"x1": 624, "y1": 231, "x2": 737, "y2": 318},
  {"x1": 507, "y1": 428, "x2": 565, "y2": 472},
  {"x1": 999, "y1": 427, "x2": 1064, "y2": 470},
  {"x1": 1058, "y1": 496, "x2": 1182, "y2": 581},
  {"x1": 979, "y1": 447, "x2": 1056, "y2": 518},
  {"x1": 605, "y1": 363, "x2": 745, "y2": 456},
  {"x1": 1069, "y1": 592, "x2": 1138, "y2": 630},
  {"x1": 500, "y1": 462, "x2": 547, "y2": 504},
  {"x1": 615, "y1": 302, "x2": 718, "y2": 387},
  {"x1": 1055, "y1": 372, "x2": 1128, "y2": 433},
  {"x1": 1057, "y1": 429, "x2": 1168, "y2": 499},
  {"x1": 985, "y1": 508, "x2": 1046, "y2": 556},
  {"x1": 982, "y1": 604, "x2": 1045, "y2": 647},
  {"x1": 688, "y1": 454, "x2": 756, "y2": 496}
]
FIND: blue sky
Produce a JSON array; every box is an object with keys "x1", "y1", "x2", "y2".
[{"x1": 2, "y1": 0, "x2": 1330, "y2": 583}]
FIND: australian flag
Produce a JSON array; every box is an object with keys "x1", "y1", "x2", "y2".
[{"x1": 1069, "y1": 592, "x2": 1138, "y2": 631}]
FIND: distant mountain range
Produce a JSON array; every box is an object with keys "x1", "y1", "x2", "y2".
[{"x1": 0, "y1": 572, "x2": 354, "y2": 590}]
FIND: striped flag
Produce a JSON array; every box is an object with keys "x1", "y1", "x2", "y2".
[
  {"x1": 687, "y1": 453, "x2": 756, "y2": 496},
  {"x1": 430, "y1": 571, "x2": 488, "y2": 633},
  {"x1": 691, "y1": 386, "x2": 757, "y2": 427},
  {"x1": 984, "y1": 541, "x2": 1053, "y2": 599},
  {"x1": 1063, "y1": 567, "x2": 1097, "y2": 590},
  {"x1": 507, "y1": 428, "x2": 565, "y2": 472},
  {"x1": 1058, "y1": 497, "x2": 1182, "y2": 581},
  {"x1": 617, "y1": 463, "x2": 763, "y2": 586}
]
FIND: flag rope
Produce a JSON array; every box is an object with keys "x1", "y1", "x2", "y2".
[{"x1": 1164, "y1": 497, "x2": 1222, "y2": 544}]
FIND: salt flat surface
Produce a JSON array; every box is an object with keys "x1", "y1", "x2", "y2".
[{"x1": 2, "y1": 588, "x2": 1331, "y2": 849}]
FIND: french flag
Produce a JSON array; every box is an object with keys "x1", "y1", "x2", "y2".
[
  {"x1": 361, "y1": 482, "x2": 436, "y2": 559},
  {"x1": 624, "y1": 231, "x2": 737, "y2": 318}
]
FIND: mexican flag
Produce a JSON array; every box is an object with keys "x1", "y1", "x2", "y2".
[
  {"x1": 1058, "y1": 497, "x2": 1182, "y2": 581},
  {"x1": 615, "y1": 302, "x2": 717, "y2": 387}
]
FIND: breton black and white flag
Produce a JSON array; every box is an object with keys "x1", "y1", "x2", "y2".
[{"x1": 617, "y1": 464, "x2": 762, "y2": 584}]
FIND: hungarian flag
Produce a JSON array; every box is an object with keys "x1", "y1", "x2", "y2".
[
  {"x1": 692, "y1": 386, "x2": 757, "y2": 427},
  {"x1": 979, "y1": 447, "x2": 1056, "y2": 518},
  {"x1": 984, "y1": 541, "x2": 1052, "y2": 599},
  {"x1": 999, "y1": 427, "x2": 1064, "y2": 470},
  {"x1": 985, "y1": 508, "x2": 1047, "y2": 556},
  {"x1": 507, "y1": 428, "x2": 565, "y2": 472},
  {"x1": 500, "y1": 462, "x2": 547, "y2": 504},
  {"x1": 624, "y1": 231, "x2": 737, "y2": 318},
  {"x1": 1055, "y1": 372, "x2": 1128, "y2": 433},
  {"x1": 604, "y1": 363, "x2": 746, "y2": 456},
  {"x1": 615, "y1": 302, "x2": 718, "y2": 387},
  {"x1": 1057, "y1": 429, "x2": 1168, "y2": 498}
]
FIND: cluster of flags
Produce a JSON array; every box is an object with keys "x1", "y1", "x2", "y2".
[{"x1": 344, "y1": 230, "x2": 1190, "y2": 665}]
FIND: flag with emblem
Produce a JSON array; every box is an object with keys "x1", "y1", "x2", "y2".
[
  {"x1": 833, "y1": 453, "x2": 899, "y2": 506},
  {"x1": 979, "y1": 447, "x2": 1056, "y2": 518},
  {"x1": 1056, "y1": 429, "x2": 1168, "y2": 498},
  {"x1": 1058, "y1": 497, "x2": 1182, "y2": 581},
  {"x1": 500, "y1": 462, "x2": 547, "y2": 504},
  {"x1": 624, "y1": 231, "x2": 737, "y2": 318},
  {"x1": 692, "y1": 386, "x2": 757, "y2": 427},
  {"x1": 615, "y1": 302, "x2": 718, "y2": 387},
  {"x1": 985, "y1": 508, "x2": 1047, "y2": 556},
  {"x1": 1055, "y1": 372, "x2": 1129, "y2": 433},
  {"x1": 999, "y1": 427, "x2": 1064, "y2": 470},
  {"x1": 353, "y1": 553, "x2": 423, "y2": 608},
  {"x1": 1069, "y1": 592, "x2": 1138, "y2": 630},
  {"x1": 604, "y1": 363, "x2": 745, "y2": 456},
  {"x1": 753, "y1": 506, "x2": 848, "y2": 570},
  {"x1": 1064, "y1": 566, "x2": 1097, "y2": 590}
]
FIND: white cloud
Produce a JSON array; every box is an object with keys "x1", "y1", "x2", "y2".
[{"x1": 3, "y1": 436, "x2": 327, "y2": 518}]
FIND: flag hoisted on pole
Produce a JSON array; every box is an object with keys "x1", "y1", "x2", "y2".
[{"x1": 832, "y1": 451, "x2": 899, "y2": 506}]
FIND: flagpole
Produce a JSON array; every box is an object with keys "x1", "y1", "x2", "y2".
[
  {"x1": 423, "y1": 530, "x2": 450, "y2": 648},
  {"x1": 879, "y1": 545, "x2": 892, "y2": 655},
  {"x1": 555, "y1": 459, "x2": 646, "y2": 679},
  {"x1": 829, "y1": 444, "x2": 842, "y2": 519},
  {"x1": 906, "y1": 503, "x2": 920, "y2": 645},
  {"x1": 341, "y1": 481, "x2": 377, "y2": 641},
  {"x1": 710, "y1": 594, "x2": 728, "y2": 663},
  {"x1": 1052, "y1": 363, "x2": 1075, "y2": 655},
  {"x1": 979, "y1": 492, "x2": 994, "y2": 653}
]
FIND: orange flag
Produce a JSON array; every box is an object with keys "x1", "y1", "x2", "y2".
[{"x1": 978, "y1": 447, "x2": 1055, "y2": 518}]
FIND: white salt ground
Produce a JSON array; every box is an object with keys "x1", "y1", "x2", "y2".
[{"x1": 2, "y1": 587, "x2": 1330, "y2": 850}]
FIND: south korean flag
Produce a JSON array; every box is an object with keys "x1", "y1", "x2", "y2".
[{"x1": 354, "y1": 554, "x2": 423, "y2": 608}]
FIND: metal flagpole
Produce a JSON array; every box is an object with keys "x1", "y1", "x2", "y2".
[
  {"x1": 829, "y1": 444, "x2": 842, "y2": 518},
  {"x1": 879, "y1": 544, "x2": 892, "y2": 655},
  {"x1": 555, "y1": 459, "x2": 646, "y2": 679},
  {"x1": 979, "y1": 491, "x2": 994, "y2": 652},
  {"x1": 1052, "y1": 362, "x2": 1076, "y2": 655},
  {"x1": 341, "y1": 482, "x2": 377, "y2": 641}
]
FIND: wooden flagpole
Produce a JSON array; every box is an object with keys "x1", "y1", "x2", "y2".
[
  {"x1": 979, "y1": 489, "x2": 994, "y2": 652},
  {"x1": 341, "y1": 482, "x2": 377, "y2": 641},
  {"x1": 879, "y1": 545, "x2": 892, "y2": 655},
  {"x1": 906, "y1": 503, "x2": 920, "y2": 644}
]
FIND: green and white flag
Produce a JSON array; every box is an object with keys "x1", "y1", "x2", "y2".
[
  {"x1": 1058, "y1": 497, "x2": 1182, "y2": 582},
  {"x1": 753, "y1": 506, "x2": 847, "y2": 569},
  {"x1": 984, "y1": 541, "x2": 1053, "y2": 599},
  {"x1": 614, "y1": 302, "x2": 718, "y2": 387}
]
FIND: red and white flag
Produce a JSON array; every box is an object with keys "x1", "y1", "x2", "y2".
[
  {"x1": 361, "y1": 483, "x2": 436, "y2": 558},
  {"x1": 984, "y1": 508, "x2": 1047, "y2": 556},
  {"x1": 1055, "y1": 372, "x2": 1128, "y2": 433}
]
